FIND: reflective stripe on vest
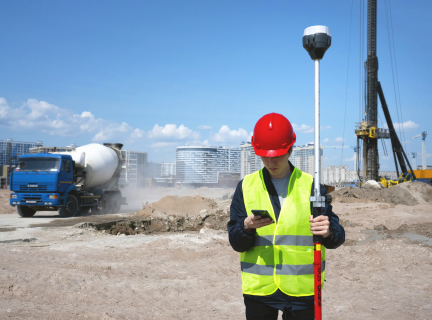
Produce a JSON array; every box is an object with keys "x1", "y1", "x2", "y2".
[
  {"x1": 254, "y1": 235, "x2": 314, "y2": 247},
  {"x1": 240, "y1": 167, "x2": 326, "y2": 297},
  {"x1": 241, "y1": 261, "x2": 326, "y2": 276}
]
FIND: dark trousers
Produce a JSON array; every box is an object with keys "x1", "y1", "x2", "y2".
[{"x1": 244, "y1": 297, "x2": 314, "y2": 320}]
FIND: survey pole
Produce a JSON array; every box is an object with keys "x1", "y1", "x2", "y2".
[{"x1": 303, "y1": 25, "x2": 332, "y2": 320}]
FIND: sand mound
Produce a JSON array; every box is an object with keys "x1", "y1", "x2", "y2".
[
  {"x1": 333, "y1": 181, "x2": 432, "y2": 205},
  {"x1": 332, "y1": 184, "x2": 418, "y2": 205},
  {"x1": 127, "y1": 195, "x2": 231, "y2": 234},
  {"x1": 135, "y1": 195, "x2": 219, "y2": 217},
  {"x1": 396, "y1": 181, "x2": 432, "y2": 204},
  {"x1": 0, "y1": 189, "x2": 16, "y2": 214}
]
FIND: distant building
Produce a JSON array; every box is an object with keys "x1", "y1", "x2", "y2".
[
  {"x1": 240, "y1": 142, "x2": 264, "y2": 179},
  {"x1": 323, "y1": 166, "x2": 399, "y2": 185},
  {"x1": 119, "y1": 150, "x2": 148, "y2": 188},
  {"x1": 0, "y1": 165, "x2": 10, "y2": 187},
  {"x1": 0, "y1": 139, "x2": 43, "y2": 166},
  {"x1": 176, "y1": 146, "x2": 241, "y2": 186},
  {"x1": 292, "y1": 143, "x2": 323, "y2": 177},
  {"x1": 145, "y1": 161, "x2": 162, "y2": 180},
  {"x1": 29, "y1": 146, "x2": 74, "y2": 154},
  {"x1": 323, "y1": 165, "x2": 349, "y2": 184},
  {"x1": 161, "y1": 163, "x2": 176, "y2": 177}
]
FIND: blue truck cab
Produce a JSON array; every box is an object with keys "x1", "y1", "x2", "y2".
[{"x1": 10, "y1": 153, "x2": 81, "y2": 217}]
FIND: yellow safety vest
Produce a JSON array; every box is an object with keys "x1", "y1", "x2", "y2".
[{"x1": 241, "y1": 167, "x2": 326, "y2": 297}]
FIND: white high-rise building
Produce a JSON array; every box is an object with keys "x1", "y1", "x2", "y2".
[
  {"x1": 176, "y1": 146, "x2": 241, "y2": 184},
  {"x1": 240, "y1": 142, "x2": 264, "y2": 179},
  {"x1": 323, "y1": 165, "x2": 349, "y2": 184},
  {"x1": 161, "y1": 163, "x2": 176, "y2": 177},
  {"x1": 1, "y1": 139, "x2": 43, "y2": 166},
  {"x1": 292, "y1": 143, "x2": 323, "y2": 177}
]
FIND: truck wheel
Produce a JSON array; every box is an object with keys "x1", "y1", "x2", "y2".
[
  {"x1": 17, "y1": 205, "x2": 36, "y2": 217},
  {"x1": 101, "y1": 194, "x2": 112, "y2": 215},
  {"x1": 111, "y1": 193, "x2": 122, "y2": 214},
  {"x1": 58, "y1": 194, "x2": 79, "y2": 218}
]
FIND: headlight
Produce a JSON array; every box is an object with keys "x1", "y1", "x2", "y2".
[
  {"x1": 49, "y1": 195, "x2": 58, "y2": 199},
  {"x1": 11, "y1": 194, "x2": 17, "y2": 199}
]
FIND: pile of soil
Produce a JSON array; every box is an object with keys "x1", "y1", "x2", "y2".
[
  {"x1": 113, "y1": 195, "x2": 233, "y2": 236},
  {"x1": 135, "y1": 195, "x2": 219, "y2": 217},
  {"x1": 0, "y1": 189, "x2": 16, "y2": 214},
  {"x1": 397, "y1": 181, "x2": 432, "y2": 204},
  {"x1": 332, "y1": 181, "x2": 432, "y2": 206}
]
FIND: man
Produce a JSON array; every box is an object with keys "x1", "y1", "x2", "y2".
[{"x1": 228, "y1": 113, "x2": 345, "y2": 320}]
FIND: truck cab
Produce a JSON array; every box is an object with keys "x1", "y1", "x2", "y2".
[{"x1": 10, "y1": 153, "x2": 79, "y2": 217}]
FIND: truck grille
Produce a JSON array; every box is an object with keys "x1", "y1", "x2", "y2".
[
  {"x1": 23, "y1": 196, "x2": 42, "y2": 201},
  {"x1": 20, "y1": 185, "x2": 48, "y2": 191}
]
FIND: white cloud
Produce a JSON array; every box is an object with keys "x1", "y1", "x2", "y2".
[
  {"x1": 293, "y1": 123, "x2": 313, "y2": 133},
  {"x1": 383, "y1": 120, "x2": 419, "y2": 131},
  {"x1": 323, "y1": 138, "x2": 329, "y2": 143},
  {"x1": 292, "y1": 123, "x2": 331, "y2": 133},
  {"x1": 211, "y1": 125, "x2": 251, "y2": 143},
  {"x1": 131, "y1": 128, "x2": 145, "y2": 139},
  {"x1": 335, "y1": 137, "x2": 345, "y2": 143},
  {"x1": 148, "y1": 124, "x2": 199, "y2": 140},
  {"x1": 92, "y1": 122, "x2": 132, "y2": 142},
  {"x1": 345, "y1": 155, "x2": 355, "y2": 162},
  {"x1": 0, "y1": 97, "x2": 144, "y2": 142},
  {"x1": 197, "y1": 125, "x2": 212, "y2": 130}
]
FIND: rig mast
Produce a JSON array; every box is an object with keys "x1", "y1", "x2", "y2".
[{"x1": 355, "y1": 0, "x2": 414, "y2": 181}]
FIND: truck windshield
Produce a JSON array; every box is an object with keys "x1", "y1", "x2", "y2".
[{"x1": 18, "y1": 158, "x2": 60, "y2": 172}]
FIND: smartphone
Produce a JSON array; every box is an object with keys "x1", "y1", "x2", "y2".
[{"x1": 251, "y1": 210, "x2": 273, "y2": 221}]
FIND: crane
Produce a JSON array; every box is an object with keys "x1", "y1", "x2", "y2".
[
  {"x1": 411, "y1": 152, "x2": 417, "y2": 170},
  {"x1": 412, "y1": 131, "x2": 429, "y2": 170}
]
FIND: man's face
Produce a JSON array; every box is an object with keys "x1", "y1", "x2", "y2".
[{"x1": 260, "y1": 149, "x2": 292, "y2": 178}]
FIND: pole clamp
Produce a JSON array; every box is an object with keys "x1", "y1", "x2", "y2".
[{"x1": 310, "y1": 196, "x2": 325, "y2": 207}]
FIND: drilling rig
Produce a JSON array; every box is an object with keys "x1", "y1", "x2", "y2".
[{"x1": 354, "y1": 0, "x2": 415, "y2": 182}]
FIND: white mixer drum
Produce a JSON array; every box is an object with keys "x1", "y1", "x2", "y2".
[{"x1": 76, "y1": 144, "x2": 119, "y2": 189}]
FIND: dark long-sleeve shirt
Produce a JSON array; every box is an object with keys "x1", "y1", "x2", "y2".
[{"x1": 227, "y1": 164, "x2": 345, "y2": 311}]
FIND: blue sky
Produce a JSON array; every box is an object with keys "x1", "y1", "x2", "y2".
[{"x1": 1, "y1": 0, "x2": 431, "y2": 170}]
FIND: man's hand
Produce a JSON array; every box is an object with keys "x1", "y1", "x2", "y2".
[
  {"x1": 309, "y1": 215, "x2": 332, "y2": 238},
  {"x1": 244, "y1": 215, "x2": 274, "y2": 232}
]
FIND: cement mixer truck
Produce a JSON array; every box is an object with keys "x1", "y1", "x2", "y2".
[{"x1": 9, "y1": 143, "x2": 126, "y2": 218}]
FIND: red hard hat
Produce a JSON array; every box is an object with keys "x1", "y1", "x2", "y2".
[{"x1": 251, "y1": 113, "x2": 296, "y2": 157}]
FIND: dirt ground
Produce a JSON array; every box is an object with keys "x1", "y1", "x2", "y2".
[{"x1": 1, "y1": 184, "x2": 432, "y2": 319}]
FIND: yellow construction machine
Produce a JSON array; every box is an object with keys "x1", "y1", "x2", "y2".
[{"x1": 380, "y1": 173, "x2": 413, "y2": 188}]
